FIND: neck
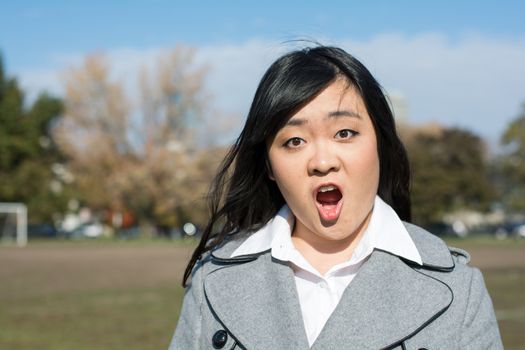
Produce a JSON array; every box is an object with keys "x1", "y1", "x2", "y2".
[{"x1": 291, "y1": 210, "x2": 372, "y2": 276}]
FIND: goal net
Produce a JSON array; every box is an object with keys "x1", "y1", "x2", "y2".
[{"x1": 0, "y1": 203, "x2": 27, "y2": 247}]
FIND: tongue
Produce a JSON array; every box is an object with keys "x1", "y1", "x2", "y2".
[
  {"x1": 316, "y1": 189, "x2": 343, "y2": 221},
  {"x1": 317, "y1": 189, "x2": 342, "y2": 204}
]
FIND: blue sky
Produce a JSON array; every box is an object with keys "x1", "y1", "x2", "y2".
[
  {"x1": 2, "y1": 1, "x2": 524, "y2": 69},
  {"x1": 1, "y1": 1, "x2": 525, "y2": 148}
]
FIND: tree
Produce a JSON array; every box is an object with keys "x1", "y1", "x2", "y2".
[
  {"x1": 0, "y1": 53, "x2": 73, "y2": 222},
  {"x1": 402, "y1": 124, "x2": 495, "y2": 225},
  {"x1": 499, "y1": 102, "x2": 525, "y2": 211},
  {"x1": 55, "y1": 46, "x2": 216, "y2": 230}
]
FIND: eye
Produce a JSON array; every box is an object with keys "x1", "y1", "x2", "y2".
[
  {"x1": 283, "y1": 137, "x2": 305, "y2": 148},
  {"x1": 335, "y1": 129, "x2": 357, "y2": 140}
]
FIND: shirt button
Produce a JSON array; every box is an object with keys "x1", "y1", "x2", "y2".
[
  {"x1": 319, "y1": 281, "x2": 327, "y2": 289},
  {"x1": 212, "y1": 329, "x2": 228, "y2": 349}
]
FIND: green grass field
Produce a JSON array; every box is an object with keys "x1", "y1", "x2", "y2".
[
  {"x1": 446, "y1": 237, "x2": 525, "y2": 349},
  {"x1": 0, "y1": 242, "x2": 188, "y2": 350},
  {"x1": 0, "y1": 238, "x2": 523, "y2": 349}
]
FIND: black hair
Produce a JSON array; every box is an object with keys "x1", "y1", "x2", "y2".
[{"x1": 183, "y1": 45, "x2": 411, "y2": 286}]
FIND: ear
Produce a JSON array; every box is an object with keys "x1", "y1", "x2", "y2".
[{"x1": 266, "y1": 158, "x2": 275, "y2": 181}]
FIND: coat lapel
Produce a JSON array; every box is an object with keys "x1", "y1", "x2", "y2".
[
  {"x1": 204, "y1": 253, "x2": 310, "y2": 349},
  {"x1": 312, "y1": 250, "x2": 453, "y2": 350}
]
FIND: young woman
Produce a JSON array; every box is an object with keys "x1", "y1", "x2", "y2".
[{"x1": 169, "y1": 46, "x2": 502, "y2": 349}]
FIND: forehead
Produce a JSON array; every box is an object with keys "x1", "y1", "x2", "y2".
[{"x1": 286, "y1": 79, "x2": 369, "y2": 124}]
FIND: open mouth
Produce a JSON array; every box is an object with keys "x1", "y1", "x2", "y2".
[{"x1": 315, "y1": 184, "x2": 343, "y2": 222}]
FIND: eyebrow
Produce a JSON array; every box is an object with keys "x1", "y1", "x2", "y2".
[
  {"x1": 285, "y1": 109, "x2": 362, "y2": 126},
  {"x1": 328, "y1": 110, "x2": 362, "y2": 119}
]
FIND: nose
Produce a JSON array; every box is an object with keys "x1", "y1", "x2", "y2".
[{"x1": 307, "y1": 142, "x2": 340, "y2": 176}]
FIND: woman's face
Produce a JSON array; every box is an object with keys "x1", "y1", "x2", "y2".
[{"x1": 267, "y1": 79, "x2": 379, "y2": 249}]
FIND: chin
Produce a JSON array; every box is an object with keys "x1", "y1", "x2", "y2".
[{"x1": 317, "y1": 226, "x2": 355, "y2": 242}]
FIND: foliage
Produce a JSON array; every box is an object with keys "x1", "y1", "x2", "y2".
[
  {"x1": 55, "y1": 47, "x2": 221, "y2": 229},
  {"x1": 0, "y1": 53, "x2": 72, "y2": 222},
  {"x1": 499, "y1": 103, "x2": 525, "y2": 211},
  {"x1": 402, "y1": 124, "x2": 495, "y2": 224}
]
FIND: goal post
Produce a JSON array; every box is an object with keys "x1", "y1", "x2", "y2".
[{"x1": 0, "y1": 203, "x2": 27, "y2": 247}]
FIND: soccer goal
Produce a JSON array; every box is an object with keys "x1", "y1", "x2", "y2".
[{"x1": 0, "y1": 203, "x2": 27, "y2": 247}]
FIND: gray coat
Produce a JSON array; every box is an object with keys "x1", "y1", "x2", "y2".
[{"x1": 169, "y1": 223, "x2": 503, "y2": 349}]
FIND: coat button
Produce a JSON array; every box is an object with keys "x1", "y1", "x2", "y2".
[{"x1": 212, "y1": 329, "x2": 228, "y2": 349}]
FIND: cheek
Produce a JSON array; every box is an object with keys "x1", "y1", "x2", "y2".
[
  {"x1": 367, "y1": 151, "x2": 380, "y2": 192},
  {"x1": 271, "y1": 161, "x2": 299, "y2": 188},
  {"x1": 268, "y1": 155, "x2": 303, "y2": 200},
  {"x1": 267, "y1": 148, "x2": 302, "y2": 182},
  {"x1": 367, "y1": 149, "x2": 380, "y2": 179},
  {"x1": 351, "y1": 141, "x2": 380, "y2": 189}
]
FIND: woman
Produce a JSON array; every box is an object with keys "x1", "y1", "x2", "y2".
[{"x1": 169, "y1": 46, "x2": 502, "y2": 349}]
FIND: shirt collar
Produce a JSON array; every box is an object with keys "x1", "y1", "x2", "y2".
[{"x1": 230, "y1": 195, "x2": 423, "y2": 266}]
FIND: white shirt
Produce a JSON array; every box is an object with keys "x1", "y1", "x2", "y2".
[{"x1": 231, "y1": 196, "x2": 423, "y2": 346}]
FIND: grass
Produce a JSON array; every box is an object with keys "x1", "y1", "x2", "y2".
[
  {"x1": 1, "y1": 286, "x2": 185, "y2": 350},
  {"x1": 0, "y1": 241, "x2": 192, "y2": 350},
  {"x1": 445, "y1": 237, "x2": 525, "y2": 348},
  {"x1": 484, "y1": 268, "x2": 525, "y2": 347},
  {"x1": 1, "y1": 237, "x2": 524, "y2": 349}
]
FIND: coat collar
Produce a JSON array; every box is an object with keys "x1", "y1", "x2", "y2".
[
  {"x1": 228, "y1": 197, "x2": 424, "y2": 267},
  {"x1": 403, "y1": 222, "x2": 455, "y2": 271},
  {"x1": 310, "y1": 250, "x2": 453, "y2": 349},
  {"x1": 211, "y1": 220, "x2": 454, "y2": 271},
  {"x1": 204, "y1": 253, "x2": 310, "y2": 349},
  {"x1": 205, "y1": 225, "x2": 454, "y2": 349}
]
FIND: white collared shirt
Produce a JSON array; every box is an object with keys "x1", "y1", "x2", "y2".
[{"x1": 231, "y1": 195, "x2": 423, "y2": 346}]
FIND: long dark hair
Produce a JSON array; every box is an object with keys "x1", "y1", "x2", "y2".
[{"x1": 183, "y1": 45, "x2": 411, "y2": 285}]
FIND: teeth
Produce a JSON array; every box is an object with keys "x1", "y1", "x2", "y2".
[{"x1": 319, "y1": 185, "x2": 337, "y2": 192}]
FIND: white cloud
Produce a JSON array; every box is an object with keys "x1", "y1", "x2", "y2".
[
  {"x1": 17, "y1": 68, "x2": 64, "y2": 100},
  {"x1": 195, "y1": 40, "x2": 288, "y2": 114},
  {"x1": 16, "y1": 34, "x2": 525, "y2": 149},
  {"x1": 337, "y1": 33, "x2": 525, "y2": 146}
]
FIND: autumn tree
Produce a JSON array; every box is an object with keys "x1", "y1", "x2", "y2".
[
  {"x1": 402, "y1": 124, "x2": 495, "y2": 225},
  {"x1": 55, "y1": 46, "x2": 218, "y2": 231},
  {"x1": 0, "y1": 53, "x2": 73, "y2": 222},
  {"x1": 498, "y1": 102, "x2": 525, "y2": 211}
]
